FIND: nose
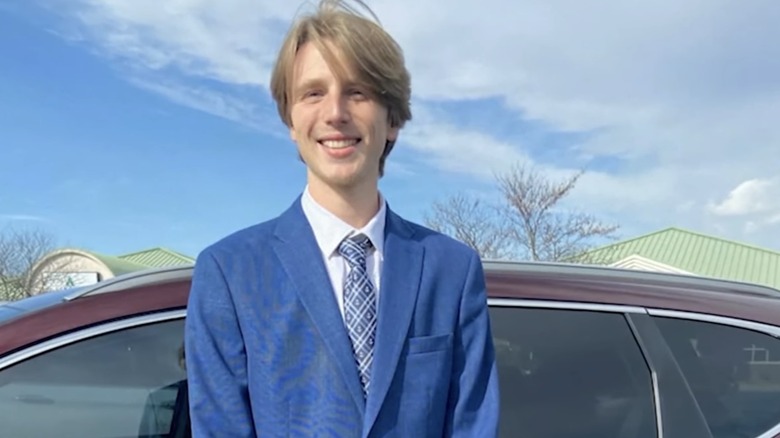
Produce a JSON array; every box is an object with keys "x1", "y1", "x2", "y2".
[{"x1": 323, "y1": 92, "x2": 350, "y2": 125}]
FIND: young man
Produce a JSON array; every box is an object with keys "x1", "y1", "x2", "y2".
[{"x1": 185, "y1": 1, "x2": 499, "y2": 436}]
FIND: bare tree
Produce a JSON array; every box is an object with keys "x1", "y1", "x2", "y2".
[
  {"x1": 424, "y1": 192, "x2": 512, "y2": 260},
  {"x1": 0, "y1": 226, "x2": 62, "y2": 301},
  {"x1": 496, "y1": 164, "x2": 619, "y2": 261}
]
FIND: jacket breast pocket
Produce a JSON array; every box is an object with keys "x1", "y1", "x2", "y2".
[{"x1": 406, "y1": 333, "x2": 453, "y2": 355}]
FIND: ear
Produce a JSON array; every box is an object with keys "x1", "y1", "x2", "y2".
[
  {"x1": 387, "y1": 125, "x2": 399, "y2": 143},
  {"x1": 289, "y1": 125, "x2": 298, "y2": 143}
]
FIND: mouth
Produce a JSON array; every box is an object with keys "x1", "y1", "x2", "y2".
[{"x1": 318, "y1": 138, "x2": 361, "y2": 149}]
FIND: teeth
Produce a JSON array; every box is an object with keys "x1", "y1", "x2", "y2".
[{"x1": 320, "y1": 139, "x2": 358, "y2": 149}]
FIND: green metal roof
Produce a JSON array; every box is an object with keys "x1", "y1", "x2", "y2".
[
  {"x1": 2, "y1": 247, "x2": 195, "y2": 300},
  {"x1": 580, "y1": 227, "x2": 780, "y2": 289},
  {"x1": 0, "y1": 277, "x2": 24, "y2": 301},
  {"x1": 118, "y1": 247, "x2": 194, "y2": 268},
  {"x1": 85, "y1": 251, "x2": 151, "y2": 275}
]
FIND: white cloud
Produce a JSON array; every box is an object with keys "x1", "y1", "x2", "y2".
[
  {"x1": 127, "y1": 77, "x2": 284, "y2": 136},
  {"x1": 48, "y1": 0, "x2": 780, "y2": 249},
  {"x1": 0, "y1": 214, "x2": 49, "y2": 223},
  {"x1": 707, "y1": 177, "x2": 780, "y2": 237},
  {"x1": 58, "y1": 0, "x2": 537, "y2": 178},
  {"x1": 382, "y1": 160, "x2": 416, "y2": 178},
  {"x1": 65, "y1": 0, "x2": 297, "y2": 86},
  {"x1": 710, "y1": 178, "x2": 780, "y2": 217},
  {"x1": 400, "y1": 104, "x2": 532, "y2": 179}
]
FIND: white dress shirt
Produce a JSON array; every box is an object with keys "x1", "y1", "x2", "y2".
[{"x1": 301, "y1": 186, "x2": 385, "y2": 320}]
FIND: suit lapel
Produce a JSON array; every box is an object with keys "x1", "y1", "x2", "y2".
[
  {"x1": 364, "y1": 208, "x2": 423, "y2": 432},
  {"x1": 271, "y1": 198, "x2": 366, "y2": 416}
]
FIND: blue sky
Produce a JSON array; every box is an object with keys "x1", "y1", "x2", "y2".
[{"x1": 2, "y1": 0, "x2": 780, "y2": 258}]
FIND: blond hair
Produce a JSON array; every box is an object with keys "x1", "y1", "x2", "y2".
[{"x1": 270, "y1": 0, "x2": 412, "y2": 176}]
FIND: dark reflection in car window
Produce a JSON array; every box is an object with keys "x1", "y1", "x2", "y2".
[
  {"x1": 490, "y1": 307, "x2": 657, "y2": 438},
  {"x1": 0, "y1": 318, "x2": 186, "y2": 438},
  {"x1": 655, "y1": 316, "x2": 780, "y2": 438},
  {"x1": 139, "y1": 342, "x2": 190, "y2": 438}
]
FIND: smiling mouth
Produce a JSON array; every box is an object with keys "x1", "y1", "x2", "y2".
[{"x1": 318, "y1": 139, "x2": 361, "y2": 149}]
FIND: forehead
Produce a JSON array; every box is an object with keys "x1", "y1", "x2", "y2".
[{"x1": 291, "y1": 41, "x2": 358, "y2": 86}]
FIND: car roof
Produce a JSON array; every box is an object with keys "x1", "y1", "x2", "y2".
[
  {"x1": 3, "y1": 261, "x2": 780, "y2": 356},
  {"x1": 482, "y1": 260, "x2": 780, "y2": 324},
  {"x1": 0, "y1": 287, "x2": 85, "y2": 324},
  {"x1": 21, "y1": 260, "x2": 780, "y2": 311},
  {"x1": 0, "y1": 270, "x2": 190, "y2": 356},
  {"x1": 484, "y1": 260, "x2": 780, "y2": 298},
  {"x1": 65, "y1": 260, "x2": 780, "y2": 320}
]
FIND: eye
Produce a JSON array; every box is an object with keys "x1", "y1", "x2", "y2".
[
  {"x1": 301, "y1": 89, "x2": 324, "y2": 101},
  {"x1": 348, "y1": 87, "x2": 368, "y2": 100}
]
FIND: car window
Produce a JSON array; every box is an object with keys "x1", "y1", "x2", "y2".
[
  {"x1": 0, "y1": 317, "x2": 188, "y2": 438},
  {"x1": 655, "y1": 316, "x2": 780, "y2": 438},
  {"x1": 490, "y1": 306, "x2": 657, "y2": 438}
]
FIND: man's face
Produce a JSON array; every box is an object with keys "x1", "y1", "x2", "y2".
[{"x1": 289, "y1": 41, "x2": 397, "y2": 193}]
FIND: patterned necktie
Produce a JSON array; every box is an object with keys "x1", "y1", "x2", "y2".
[{"x1": 338, "y1": 233, "x2": 377, "y2": 397}]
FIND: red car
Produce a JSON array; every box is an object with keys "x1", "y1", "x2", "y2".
[{"x1": 1, "y1": 261, "x2": 780, "y2": 438}]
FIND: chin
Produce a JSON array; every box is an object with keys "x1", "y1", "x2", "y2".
[
  {"x1": 324, "y1": 171, "x2": 373, "y2": 190},
  {"x1": 311, "y1": 163, "x2": 377, "y2": 190},
  {"x1": 325, "y1": 176, "x2": 363, "y2": 189}
]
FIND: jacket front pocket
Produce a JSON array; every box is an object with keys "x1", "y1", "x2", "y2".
[{"x1": 406, "y1": 333, "x2": 453, "y2": 355}]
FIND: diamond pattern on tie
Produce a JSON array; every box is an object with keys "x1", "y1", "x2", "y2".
[{"x1": 338, "y1": 234, "x2": 376, "y2": 397}]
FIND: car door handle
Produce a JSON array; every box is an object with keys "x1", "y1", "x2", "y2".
[{"x1": 14, "y1": 394, "x2": 55, "y2": 405}]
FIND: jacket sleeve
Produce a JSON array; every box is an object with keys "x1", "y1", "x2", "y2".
[
  {"x1": 185, "y1": 249, "x2": 255, "y2": 437},
  {"x1": 443, "y1": 252, "x2": 501, "y2": 437}
]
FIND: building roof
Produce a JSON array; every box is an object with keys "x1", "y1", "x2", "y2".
[
  {"x1": 83, "y1": 251, "x2": 151, "y2": 276},
  {"x1": 580, "y1": 227, "x2": 780, "y2": 289},
  {"x1": 2, "y1": 247, "x2": 195, "y2": 301},
  {"x1": 118, "y1": 247, "x2": 194, "y2": 268},
  {"x1": 0, "y1": 277, "x2": 23, "y2": 301}
]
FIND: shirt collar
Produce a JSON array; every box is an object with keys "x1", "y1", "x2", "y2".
[{"x1": 301, "y1": 186, "x2": 386, "y2": 260}]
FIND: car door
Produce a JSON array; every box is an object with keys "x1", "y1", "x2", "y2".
[
  {"x1": 650, "y1": 309, "x2": 780, "y2": 438},
  {"x1": 0, "y1": 310, "x2": 188, "y2": 438},
  {"x1": 489, "y1": 300, "x2": 661, "y2": 438}
]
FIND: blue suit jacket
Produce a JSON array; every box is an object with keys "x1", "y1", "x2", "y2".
[{"x1": 185, "y1": 198, "x2": 499, "y2": 437}]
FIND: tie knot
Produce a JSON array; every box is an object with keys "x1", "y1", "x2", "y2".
[{"x1": 338, "y1": 234, "x2": 373, "y2": 266}]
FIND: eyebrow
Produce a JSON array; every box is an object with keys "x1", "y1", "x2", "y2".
[
  {"x1": 292, "y1": 78, "x2": 325, "y2": 98},
  {"x1": 292, "y1": 78, "x2": 368, "y2": 98}
]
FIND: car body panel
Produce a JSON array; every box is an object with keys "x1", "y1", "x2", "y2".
[
  {"x1": 0, "y1": 288, "x2": 81, "y2": 324},
  {"x1": 491, "y1": 276, "x2": 780, "y2": 326},
  {"x1": 0, "y1": 281, "x2": 188, "y2": 356},
  {"x1": 3, "y1": 262, "x2": 780, "y2": 357},
  {"x1": 2, "y1": 262, "x2": 780, "y2": 438}
]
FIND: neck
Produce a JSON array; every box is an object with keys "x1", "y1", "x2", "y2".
[{"x1": 307, "y1": 180, "x2": 380, "y2": 229}]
